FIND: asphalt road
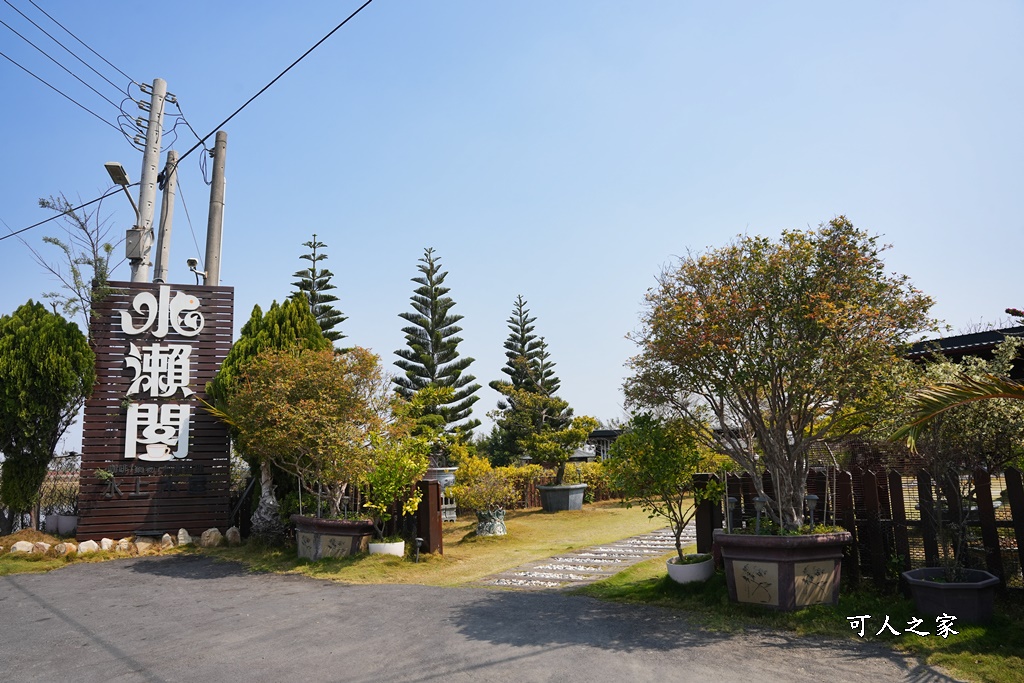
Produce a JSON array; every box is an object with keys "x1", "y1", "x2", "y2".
[{"x1": 0, "y1": 555, "x2": 961, "y2": 683}]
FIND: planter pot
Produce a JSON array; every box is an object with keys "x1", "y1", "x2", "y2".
[
  {"x1": 902, "y1": 567, "x2": 999, "y2": 624},
  {"x1": 667, "y1": 554, "x2": 714, "y2": 584},
  {"x1": 714, "y1": 529, "x2": 852, "y2": 611},
  {"x1": 475, "y1": 508, "x2": 507, "y2": 536},
  {"x1": 56, "y1": 514, "x2": 78, "y2": 535},
  {"x1": 537, "y1": 484, "x2": 587, "y2": 512},
  {"x1": 291, "y1": 515, "x2": 375, "y2": 560},
  {"x1": 368, "y1": 541, "x2": 405, "y2": 557}
]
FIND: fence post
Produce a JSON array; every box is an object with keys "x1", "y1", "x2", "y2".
[
  {"x1": 917, "y1": 470, "x2": 940, "y2": 567},
  {"x1": 694, "y1": 473, "x2": 720, "y2": 554},
  {"x1": 837, "y1": 470, "x2": 859, "y2": 586},
  {"x1": 863, "y1": 471, "x2": 887, "y2": 587},
  {"x1": 973, "y1": 467, "x2": 1004, "y2": 583},
  {"x1": 1004, "y1": 467, "x2": 1024, "y2": 579},
  {"x1": 888, "y1": 470, "x2": 912, "y2": 573}
]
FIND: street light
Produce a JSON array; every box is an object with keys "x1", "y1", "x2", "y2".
[{"x1": 104, "y1": 162, "x2": 140, "y2": 223}]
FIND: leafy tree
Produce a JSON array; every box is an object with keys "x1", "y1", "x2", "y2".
[
  {"x1": 488, "y1": 387, "x2": 597, "y2": 484},
  {"x1": 625, "y1": 217, "x2": 935, "y2": 530},
  {"x1": 361, "y1": 431, "x2": 431, "y2": 539},
  {"x1": 393, "y1": 247, "x2": 481, "y2": 434},
  {"x1": 606, "y1": 414, "x2": 724, "y2": 562},
  {"x1": 0, "y1": 301, "x2": 94, "y2": 531},
  {"x1": 210, "y1": 347, "x2": 395, "y2": 518},
  {"x1": 291, "y1": 234, "x2": 346, "y2": 343},
  {"x1": 206, "y1": 295, "x2": 331, "y2": 540},
  {"x1": 894, "y1": 337, "x2": 1024, "y2": 577}
]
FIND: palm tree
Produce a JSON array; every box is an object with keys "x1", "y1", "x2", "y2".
[{"x1": 894, "y1": 373, "x2": 1024, "y2": 449}]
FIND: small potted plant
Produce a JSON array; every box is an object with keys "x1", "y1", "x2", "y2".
[
  {"x1": 449, "y1": 455, "x2": 517, "y2": 536},
  {"x1": 361, "y1": 432, "x2": 431, "y2": 556},
  {"x1": 606, "y1": 413, "x2": 724, "y2": 583},
  {"x1": 893, "y1": 337, "x2": 1024, "y2": 622}
]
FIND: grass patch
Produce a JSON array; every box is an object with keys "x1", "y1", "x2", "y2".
[
  {"x1": 208, "y1": 499, "x2": 667, "y2": 586},
  {"x1": 574, "y1": 552, "x2": 1024, "y2": 683}
]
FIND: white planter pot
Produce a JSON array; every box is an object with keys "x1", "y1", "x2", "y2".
[
  {"x1": 368, "y1": 541, "x2": 405, "y2": 557},
  {"x1": 666, "y1": 554, "x2": 714, "y2": 584}
]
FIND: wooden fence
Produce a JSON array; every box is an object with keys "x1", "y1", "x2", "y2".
[{"x1": 696, "y1": 467, "x2": 1024, "y2": 590}]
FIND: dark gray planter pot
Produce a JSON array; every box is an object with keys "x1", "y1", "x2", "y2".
[
  {"x1": 714, "y1": 529, "x2": 852, "y2": 611},
  {"x1": 475, "y1": 508, "x2": 507, "y2": 536},
  {"x1": 537, "y1": 484, "x2": 587, "y2": 512},
  {"x1": 291, "y1": 515, "x2": 374, "y2": 560},
  {"x1": 902, "y1": 567, "x2": 1000, "y2": 624}
]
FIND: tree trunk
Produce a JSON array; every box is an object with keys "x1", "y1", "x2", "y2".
[{"x1": 250, "y1": 460, "x2": 285, "y2": 543}]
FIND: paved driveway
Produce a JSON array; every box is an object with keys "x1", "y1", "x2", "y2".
[{"x1": 0, "y1": 555, "x2": 959, "y2": 682}]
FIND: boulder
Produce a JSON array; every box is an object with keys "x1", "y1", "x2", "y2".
[
  {"x1": 78, "y1": 540, "x2": 100, "y2": 554},
  {"x1": 55, "y1": 542, "x2": 77, "y2": 556},
  {"x1": 100, "y1": 538, "x2": 115, "y2": 551},
  {"x1": 33, "y1": 542, "x2": 52, "y2": 554},
  {"x1": 199, "y1": 528, "x2": 224, "y2": 548},
  {"x1": 11, "y1": 541, "x2": 35, "y2": 553},
  {"x1": 160, "y1": 533, "x2": 175, "y2": 549},
  {"x1": 116, "y1": 537, "x2": 134, "y2": 553},
  {"x1": 134, "y1": 537, "x2": 158, "y2": 554},
  {"x1": 177, "y1": 528, "x2": 192, "y2": 546},
  {"x1": 225, "y1": 527, "x2": 242, "y2": 547}
]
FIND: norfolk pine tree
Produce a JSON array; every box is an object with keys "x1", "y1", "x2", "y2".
[
  {"x1": 394, "y1": 247, "x2": 481, "y2": 436},
  {"x1": 291, "y1": 234, "x2": 346, "y2": 343}
]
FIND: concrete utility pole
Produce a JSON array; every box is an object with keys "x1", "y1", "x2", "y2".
[
  {"x1": 152, "y1": 149, "x2": 178, "y2": 284},
  {"x1": 129, "y1": 78, "x2": 167, "y2": 283},
  {"x1": 203, "y1": 130, "x2": 227, "y2": 286}
]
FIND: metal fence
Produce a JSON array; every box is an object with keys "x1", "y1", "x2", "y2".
[{"x1": 0, "y1": 453, "x2": 81, "y2": 534}]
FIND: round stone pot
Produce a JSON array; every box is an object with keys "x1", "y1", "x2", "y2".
[
  {"x1": 667, "y1": 554, "x2": 714, "y2": 584},
  {"x1": 368, "y1": 540, "x2": 405, "y2": 557},
  {"x1": 714, "y1": 529, "x2": 852, "y2": 611},
  {"x1": 475, "y1": 508, "x2": 507, "y2": 536},
  {"x1": 902, "y1": 567, "x2": 1000, "y2": 624},
  {"x1": 537, "y1": 484, "x2": 587, "y2": 512}
]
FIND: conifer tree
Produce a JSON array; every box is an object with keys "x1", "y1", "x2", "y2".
[
  {"x1": 394, "y1": 247, "x2": 481, "y2": 434},
  {"x1": 0, "y1": 301, "x2": 94, "y2": 531},
  {"x1": 291, "y1": 234, "x2": 346, "y2": 343},
  {"x1": 487, "y1": 297, "x2": 571, "y2": 464}
]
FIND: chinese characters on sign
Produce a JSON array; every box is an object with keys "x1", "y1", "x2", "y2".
[
  {"x1": 847, "y1": 614, "x2": 959, "y2": 639},
  {"x1": 119, "y1": 285, "x2": 204, "y2": 462}
]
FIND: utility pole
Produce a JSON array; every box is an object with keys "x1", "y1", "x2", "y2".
[
  {"x1": 129, "y1": 78, "x2": 167, "y2": 283},
  {"x1": 203, "y1": 130, "x2": 227, "y2": 286},
  {"x1": 152, "y1": 149, "x2": 178, "y2": 283}
]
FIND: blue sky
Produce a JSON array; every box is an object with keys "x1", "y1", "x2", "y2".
[{"x1": 2, "y1": 1, "x2": 1022, "y2": 451}]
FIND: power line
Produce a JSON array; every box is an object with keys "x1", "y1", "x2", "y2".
[
  {"x1": 174, "y1": 0, "x2": 375, "y2": 170},
  {"x1": 25, "y1": 0, "x2": 136, "y2": 86},
  {"x1": 0, "y1": 186, "x2": 133, "y2": 242},
  {"x1": 0, "y1": 49, "x2": 122, "y2": 134},
  {"x1": 3, "y1": 0, "x2": 131, "y2": 98},
  {"x1": 0, "y1": 16, "x2": 124, "y2": 113}
]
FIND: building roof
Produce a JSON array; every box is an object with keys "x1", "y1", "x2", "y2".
[{"x1": 906, "y1": 326, "x2": 1024, "y2": 359}]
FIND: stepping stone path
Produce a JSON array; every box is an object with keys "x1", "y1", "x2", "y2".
[{"x1": 482, "y1": 524, "x2": 696, "y2": 590}]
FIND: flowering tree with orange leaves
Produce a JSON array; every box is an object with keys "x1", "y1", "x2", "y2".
[{"x1": 624, "y1": 217, "x2": 935, "y2": 530}]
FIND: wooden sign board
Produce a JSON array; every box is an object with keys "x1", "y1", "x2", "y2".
[{"x1": 77, "y1": 281, "x2": 233, "y2": 540}]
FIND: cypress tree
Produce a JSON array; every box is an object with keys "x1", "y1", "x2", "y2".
[
  {"x1": 291, "y1": 234, "x2": 346, "y2": 343},
  {"x1": 0, "y1": 301, "x2": 94, "y2": 528},
  {"x1": 394, "y1": 247, "x2": 481, "y2": 434}
]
